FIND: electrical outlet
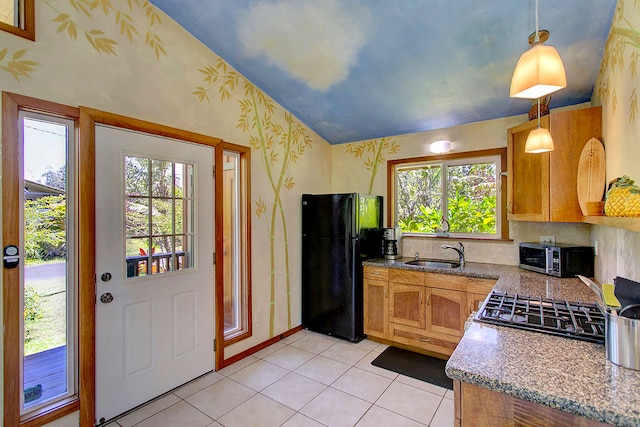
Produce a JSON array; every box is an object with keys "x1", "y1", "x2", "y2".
[{"x1": 540, "y1": 235, "x2": 556, "y2": 245}]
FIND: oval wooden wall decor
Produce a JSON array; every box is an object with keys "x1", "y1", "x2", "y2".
[{"x1": 577, "y1": 137, "x2": 606, "y2": 216}]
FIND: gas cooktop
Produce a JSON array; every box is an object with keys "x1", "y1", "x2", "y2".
[{"x1": 475, "y1": 291, "x2": 606, "y2": 344}]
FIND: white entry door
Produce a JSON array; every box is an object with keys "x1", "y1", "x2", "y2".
[{"x1": 95, "y1": 125, "x2": 214, "y2": 423}]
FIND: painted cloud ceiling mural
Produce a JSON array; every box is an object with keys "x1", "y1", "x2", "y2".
[{"x1": 151, "y1": 0, "x2": 617, "y2": 144}]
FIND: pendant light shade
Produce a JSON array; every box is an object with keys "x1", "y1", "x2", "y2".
[
  {"x1": 510, "y1": 43, "x2": 567, "y2": 99},
  {"x1": 525, "y1": 127, "x2": 554, "y2": 153}
]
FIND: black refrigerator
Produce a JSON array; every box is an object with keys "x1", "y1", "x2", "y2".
[{"x1": 301, "y1": 193, "x2": 383, "y2": 342}]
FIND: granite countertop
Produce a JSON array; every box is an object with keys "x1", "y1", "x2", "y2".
[{"x1": 364, "y1": 257, "x2": 640, "y2": 427}]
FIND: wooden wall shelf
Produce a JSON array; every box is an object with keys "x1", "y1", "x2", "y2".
[{"x1": 583, "y1": 216, "x2": 640, "y2": 233}]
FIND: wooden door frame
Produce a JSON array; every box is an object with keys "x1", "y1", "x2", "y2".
[
  {"x1": 3, "y1": 94, "x2": 225, "y2": 426},
  {"x1": 215, "y1": 142, "x2": 252, "y2": 355},
  {"x1": 78, "y1": 107, "x2": 223, "y2": 426},
  {"x1": 2, "y1": 92, "x2": 80, "y2": 427}
]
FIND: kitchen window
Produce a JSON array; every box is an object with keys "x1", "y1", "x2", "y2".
[{"x1": 388, "y1": 148, "x2": 507, "y2": 240}]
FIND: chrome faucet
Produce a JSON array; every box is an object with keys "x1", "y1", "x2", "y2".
[{"x1": 442, "y1": 242, "x2": 465, "y2": 266}]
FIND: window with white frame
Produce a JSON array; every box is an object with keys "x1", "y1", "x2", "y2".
[{"x1": 389, "y1": 149, "x2": 506, "y2": 239}]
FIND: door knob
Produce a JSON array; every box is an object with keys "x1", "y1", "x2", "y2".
[{"x1": 100, "y1": 293, "x2": 114, "y2": 304}]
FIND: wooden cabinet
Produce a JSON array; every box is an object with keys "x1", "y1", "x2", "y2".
[
  {"x1": 454, "y1": 381, "x2": 609, "y2": 427},
  {"x1": 364, "y1": 266, "x2": 496, "y2": 357},
  {"x1": 389, "y1": 283, "x2": 426, "y2": 329},
  {"x1": 466, "y1": 277, "x2": 497, "y2": 315},
  {"x1": 388, "y1": 269, "x2": 426, "y2": 329},
  {"x1": 507, "y1": 106, "x2": 602, "y2": 222},
  {"x1": 363, "y1": 267, "x2": 389, "y2": 339},
  {"x1": 429, "y1": 288, "x2": 466, "y2": 338}
]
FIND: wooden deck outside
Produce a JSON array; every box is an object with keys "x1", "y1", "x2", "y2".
[{"x1": 24, "y1": 345, "x2": 66, "y2": 407}]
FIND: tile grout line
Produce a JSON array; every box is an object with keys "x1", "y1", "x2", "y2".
[{"x1": 110, "y1": 334, "x2": 452, "y2": 427}]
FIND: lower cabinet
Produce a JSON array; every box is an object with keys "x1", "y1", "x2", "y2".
[
  {"x1": 466, "y1": 277, "x2": 497, "y2": 314},
  {"x1": 389, "y1": 283, "x2": 426, "y2": 329},
  {"x1": 364, "y1": 266, "x2": 496, "y2": 357},
  {"x1": 363, "y1": 267, "x2": 389, "y2": 340},
  {"x1": 454, "y1": 381, "x2": 610, "y2": 427},
  {"x1": 429, "y1": 287, "x2": 466, "y2": 337}
]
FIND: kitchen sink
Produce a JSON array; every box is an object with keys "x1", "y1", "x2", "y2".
[{"x1": 404, "y1": 259, "x2": 460, "y2": 269}]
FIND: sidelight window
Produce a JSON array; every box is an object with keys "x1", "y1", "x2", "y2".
[
  {"x1": 221, "y1": 145, "x2": 251, "y2": 344},
  {"x1": 19, "y1": 112, "x2": 77, "y2": 415}
]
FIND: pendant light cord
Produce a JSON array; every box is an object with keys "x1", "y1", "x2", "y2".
[
  {"x1": 535, "y1": 0, "x2": 540, "y2": 43},
  {"x1": 536, "y1": 0, "x2": 541, "y2": 128}
]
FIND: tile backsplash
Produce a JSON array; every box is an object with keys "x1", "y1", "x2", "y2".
[{"x1": 400, "y1": 221, "x2": 592, "y2": 266}]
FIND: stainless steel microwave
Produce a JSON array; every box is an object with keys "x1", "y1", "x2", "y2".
[{"x1": 519, "y1": 242, "x2": 594, "y2": 278}]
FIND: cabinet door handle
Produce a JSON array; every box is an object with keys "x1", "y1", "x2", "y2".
[
  {"x1": 419, "y1": 337, "x2": 432, "y2": 342},
  {"x1": 384, "y1": 288, "x2": 387, "y2": 298},
  {"x1": 425, "y1": 294, "x2": 430, "y2": 305},
  {"x1": 420, "y1": 292, "x2": 423, "y2": 304}
]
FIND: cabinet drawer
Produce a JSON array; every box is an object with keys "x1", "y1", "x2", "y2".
[
  {"x1": 390, "y1": 269, "x2": 425, "y2": 285},
  {"x1": 391, "y1": 324, "x2": 459, "y2": 355},
  {"x1": 466, "y1": 277, "x2": 496, "y2": 295},
  {"x1": 425, "y1": 272, "x2": 466, "y2": 291},
  {"x1": 364, "y1": 267, "x2": 389, "y2": 281}
]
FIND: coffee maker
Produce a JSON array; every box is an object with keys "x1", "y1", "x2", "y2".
[{"x1": 382, "y1": 227, "x2": 402, "y2": 259}]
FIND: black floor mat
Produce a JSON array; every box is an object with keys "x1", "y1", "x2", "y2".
[{"x1": 371, "y1": 346, "x2": 453, "y2": 390}]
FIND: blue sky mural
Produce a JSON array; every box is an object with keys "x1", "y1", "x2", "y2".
[{"x1": 151, "y1": 0, "x2": 616, "y2": 144}]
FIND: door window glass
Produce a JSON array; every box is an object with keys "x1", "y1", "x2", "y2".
[{"x1": 124, "y1": 156, "x2": 195, "y2": 278}]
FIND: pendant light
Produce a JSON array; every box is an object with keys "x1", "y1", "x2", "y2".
[
  {"x1": 510, "y1": 0, "x2": 566, "y2": 99},
  {"x1": 525, "y1": 97, "x2": 554, "y2": 153}
]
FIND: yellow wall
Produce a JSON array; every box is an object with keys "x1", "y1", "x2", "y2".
[
  {"x1": 591, "y1": 0, "x2": 640, "y2": 283},
  {"x1": 2, "y1": 1, "x2": 637, "y2": 425},
  {"x1": 0, "y1": 4, "x2": 331, "y2": 424},
  {"x1": 331, "y1": 107, "x2": 593, "y2": 266}
]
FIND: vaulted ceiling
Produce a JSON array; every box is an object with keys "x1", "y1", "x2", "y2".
[{"x1": 151, "y1": 0, "x2": 617, "y2": 144}]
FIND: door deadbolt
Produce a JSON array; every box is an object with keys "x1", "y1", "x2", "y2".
[
  {"x1": 100, "y1": 293, "x2": 114, "y2": 304},
  {"x1": 100, "y1": 272, "x2": 112, "y2": 282}
]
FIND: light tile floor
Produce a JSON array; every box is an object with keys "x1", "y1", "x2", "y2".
[{"x1": 105, "y1": 330, "x2": 454, "y2": 427}]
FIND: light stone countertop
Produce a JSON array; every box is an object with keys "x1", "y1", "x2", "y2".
[{"x1": 363, "y1": 258, "x2": 640, "y2": 427}]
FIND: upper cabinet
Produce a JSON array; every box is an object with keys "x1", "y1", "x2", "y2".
[{"x1": 507, "y1": 106, "x2": 602, "y2": 222}]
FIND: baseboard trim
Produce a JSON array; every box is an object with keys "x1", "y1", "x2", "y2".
[{"x1": 219, "y1": 325, "x2": 304, "y2": 369}]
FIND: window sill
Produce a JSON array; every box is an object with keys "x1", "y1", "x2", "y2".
[
  {"x1": 19, "y1": 397, "x2": 79, "y2": 427},
  {"x1": 401, "y1": 234, "x2": 513, "y2": 243}
]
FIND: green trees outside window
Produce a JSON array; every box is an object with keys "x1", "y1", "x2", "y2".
[{"x1": 395, "y1": 159, "x2": 499, "y2": 236}]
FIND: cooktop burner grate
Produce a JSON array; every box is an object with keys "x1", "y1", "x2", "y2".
[{"x1": 475, "y1": 291, "x2": 606, "y2": 344}]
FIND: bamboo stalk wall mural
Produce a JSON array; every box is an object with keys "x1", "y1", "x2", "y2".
[
  {"x1": 597, "y1": 0, "x2": 640, "y2": 123},
  {"x1": 345, "y1": 137, "x2": 399, "y2": 194},
  {"x1": 2, "y1": 1, "x2": 165, "y2": 81},
  {"x1": 43, "y1": 0, "x2": 166, "y2": 58},
  {"x1": 195, "y1": 58, "x2": 313, "y2": 337},
  {"x1": 0, "y1": 48, "x2": 38, "y2": 80}
]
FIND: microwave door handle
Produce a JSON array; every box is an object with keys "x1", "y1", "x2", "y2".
[{"x1": 545, "y1": 248, "x2": 554, "y2": 274}]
